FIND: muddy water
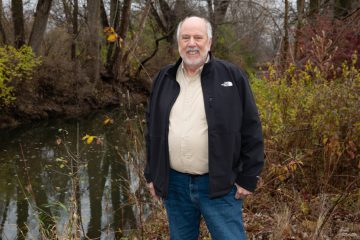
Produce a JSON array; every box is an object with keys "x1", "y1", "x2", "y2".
[{"x1": 0, "y1": 108, "x2": 149, "y2": 239}]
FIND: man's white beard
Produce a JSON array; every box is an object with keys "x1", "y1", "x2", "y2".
[{"x1": 181, "y1": 47, "x2": 210, "y2": 69}]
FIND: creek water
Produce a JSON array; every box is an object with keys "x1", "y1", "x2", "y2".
[{"x1": 0, "y1": 108, "x2": 150, "y2": 239}]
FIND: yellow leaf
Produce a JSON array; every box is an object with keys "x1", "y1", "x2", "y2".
[
  {"x1": 82, "y1": 134, "x2": 96, "y2": 144},
  {"x1": 278, "y1": 175, "x2": 286, "y2": 182},
  {"x1": 104, "y1": 116, "x2": 114, "y2": 125},
  {"x1": 107, "y1": 33, "x2": 118, "y2": 43},
  {"x1": 82, "y1": 134, "x2": 90, "y2": 140},
  {"x1": 86, "y1": 136, "x2": 95, "y2": 144}
]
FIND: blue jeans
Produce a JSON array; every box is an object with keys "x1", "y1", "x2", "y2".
[{"x1": 164, "y1": 169, "x2": 247, "y2": 240}]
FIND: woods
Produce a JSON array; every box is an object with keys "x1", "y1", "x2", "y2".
[
  {"x1": 0, "y1": 0, "x2": 359, "y2": 239},
  {"x1": 0, "y1": 0, "x2": 358, "y2": 110}
]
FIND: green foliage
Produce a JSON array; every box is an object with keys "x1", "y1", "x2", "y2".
[
  {"x1": 252, "y1": 52, "x2": 360, "y2": 191},
  {"x1": 213, "y1": 24, "x2": 258, "y2": 72},
  {"x1": 213, "y1": 24, "x2": 242, "y2": 62},
  {"x1": 0, "y1": 45, "x2": 41, "y2": 106}
]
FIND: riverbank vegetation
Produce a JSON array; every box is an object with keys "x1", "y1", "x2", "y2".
[
  {"x1": 1, "y1": 0, "x2": 359, "y2": 129},
  {"x1": 246, "y1": 55, "x2": 360, "y2": 239},
  {"x1": 0, "y1": 0, "x2": 359, "y2": 239}
]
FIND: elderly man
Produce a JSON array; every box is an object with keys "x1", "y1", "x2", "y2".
[{"x1": 144, "y1": 16, "x2": 264, "y2": 240}]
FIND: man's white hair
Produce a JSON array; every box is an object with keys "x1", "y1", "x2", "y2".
[{"x1": 176, "y1": 16, "x2": 213, "y2": 41}]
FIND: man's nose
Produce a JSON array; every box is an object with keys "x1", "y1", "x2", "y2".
[{"x1": 188, "y1": 37, "x2": 196, "y2": 46}]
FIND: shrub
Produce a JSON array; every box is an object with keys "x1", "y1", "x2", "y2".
[
  {"x1": 252, "y1": 52, "x2": 360, "y2": 193},
  {"x1": 297, "y1": 15, "x2": 360, "y2": 70},
  {"x1": 0, "y1": 45, "x2": 41, "y2": 106}
]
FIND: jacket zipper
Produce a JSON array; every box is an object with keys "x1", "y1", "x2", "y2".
[{"x1": 208, "y1": 97, "x2": 213, "y2": 108}]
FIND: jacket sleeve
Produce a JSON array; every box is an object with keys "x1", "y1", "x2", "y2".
[
  {"x1": 144, "y1": 71, "x2": 162, "y2": 183},
  {"x1": 235, "y1": 70, "x2": 264, "y2": 192}
]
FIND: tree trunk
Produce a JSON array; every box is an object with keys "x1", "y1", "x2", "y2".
[
  {"x1": 113, "y1": 0, "x2": 132, "y2": 81},
  {"x1": 150, "y1": 0, "x2": 180, "y2": 43},
  {"x1": 105, "y1": 0, "x2": 120, "y2": 73},
  {"x1": 334, "y1": 0, "x2": 352, "y2": 18},
  {"x1": 100, "y1": 0, "x2": 109, "y2": 29},
  {"x1": 110, "y1": 0, "x2": 119, "y2": 25},
  {"x1": 150, "y1": 2, "x2": 167, "y2": 34},
  {"x1": 309, "y1": 0, "x2": 320, "y2": 17},
  {"x1": 11, "y1": 0, "x2": 25, "y2": 48},
  {"x1": 86, "y1": 0, "x2": 101, "y2": 84},
  {"x1": 71, "y1": 0, "x2": 78, "y2": 60},
  {"x1": 214, "y1": 0, "x2": 230, "y2": 23},
  {"x1": 28, "y1": 0, "x2": 53, "y2": 54},
  {"x1": 207, "y1": 0, "x2": 230, "y2": 52},
  {"x1": 207, "y1": 0, "x2": 214, "y2": 24},
  {"x1": 121, "y1": 0, "x2": 151, "y2": 77},
  {"x1": 150, "y1": 0, "x2": 188, "y2": 56},
  {"x1": 0, "y1": 0, "x2": 7, "y2": 45},
  {"x1": 281, "y1": 0, "x2": 289, "y2": 66},
  {"x1": 158, "y1": 0, "x2": 174, "y2": 34},
  {"x1": 174, "y1": 0, "x2": 187, "y2": 26},
  {"x1": 294, "y1": 0, "x2": 305, "y2": 60},
  {"x1": 62, "y1": 0, "x2": 72, "y2": 25}
]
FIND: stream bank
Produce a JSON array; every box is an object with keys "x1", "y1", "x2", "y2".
[{"x1": 0, "y1": 68, "x2": 148, "y2": 129}]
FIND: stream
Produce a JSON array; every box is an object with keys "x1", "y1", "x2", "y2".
[{"x1": 0, "y1": 107, "x2": 149, "y2": 239}]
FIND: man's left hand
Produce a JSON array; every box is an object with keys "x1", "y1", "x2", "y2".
[{"x1": 234, "y1": 183, "x2": 252, "y2": 199}]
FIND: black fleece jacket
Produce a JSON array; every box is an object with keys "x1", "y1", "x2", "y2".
[{"x1": 144, "y1": 54, "x2": 264, "y2": 198}]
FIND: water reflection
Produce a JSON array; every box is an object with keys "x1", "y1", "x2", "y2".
[{"x1": 0, "y1": 109, "x2": 148, "y2": 239}]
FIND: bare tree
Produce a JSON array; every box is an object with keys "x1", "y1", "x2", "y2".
[
  {"x1": 294, "y1": 0, "x2": 305, "y2": 60},
  {"x1": 309, "y1": 0, "x2": 320, "y2": 17},
  {"x1": 28, "y1": 0, "x2": 54, "y2": 54},
  {"x1": 105, "y1": 0, "x2": 121, "y2": 73},
  {"x1": 334, "y1": 0, "x2": 353, "y2": 18},
  {"x1": 150, "y1": 0, "x2": 189, "y2": 47},
  {"x1": 215, "y1": 0, "x2": 283, "y2": 64},
  {"x1": 61, "y1": 0, "x2": 72, "y2": 25},
  {"x1": 113, "y1": 0, "x2": 132, "y2": 81},
  {"x1": 281, "y1": 0, "x2": 290, "y2": 65},
  {"x1": 11, "y1": 0, "x2": 25, "y2": 48},
  {"x1": 121, "y1": 0, "x2": 152, "y2": 77},
  {"x1": 86, "y1": 0, "x2": 101, "y2": 83},
  {"x1": 100, "y1": 0, "x2": 109, "y2": 29},
  {"x1": 71, "y1": 0, "x2": 78, "y2": 60},
  {"x1": 0, "y1": 0, "x2": 7, "y2": 45},
  {"x1": 207, "y1": 0, "x2": 230, "y2": 46}
]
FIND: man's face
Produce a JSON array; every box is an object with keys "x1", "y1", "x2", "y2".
[{"x1": 178, "y1": 17, "x2": 212, "y2": 69}]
